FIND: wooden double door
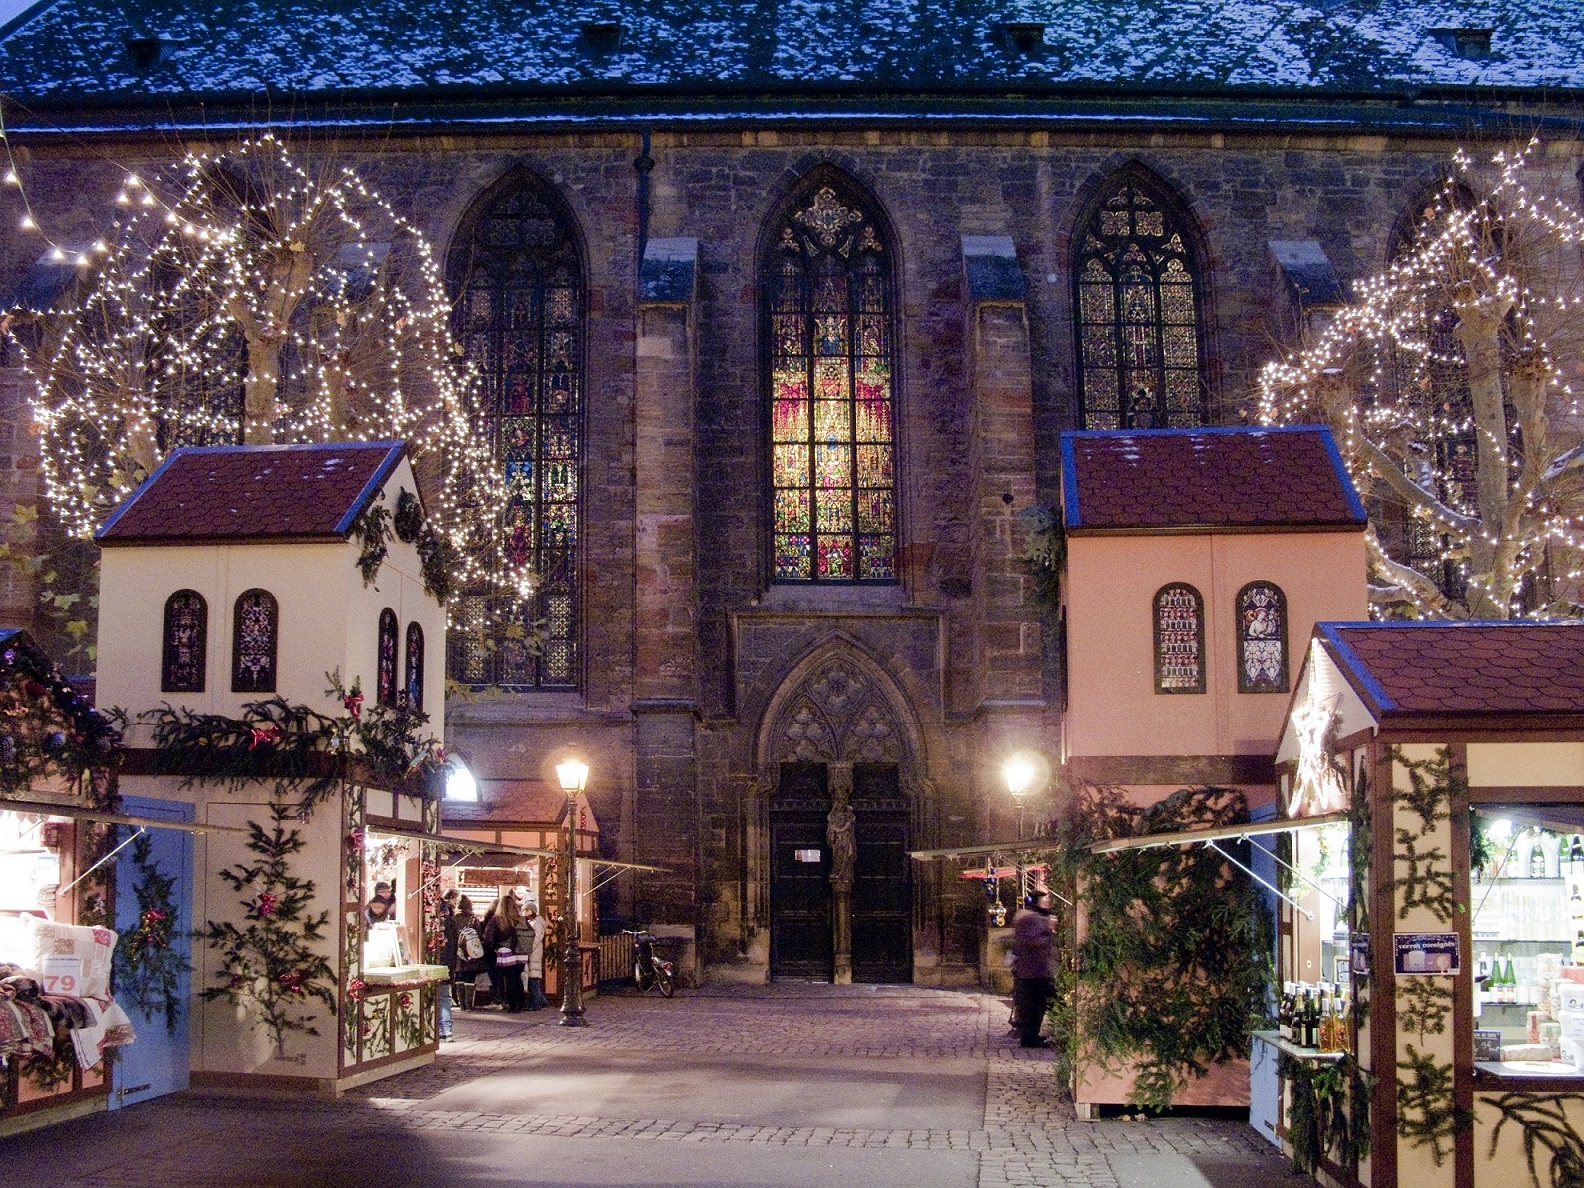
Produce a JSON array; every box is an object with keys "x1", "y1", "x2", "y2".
[{"x1": 769, "y1": 762, "x2": 912, "y2": 983}]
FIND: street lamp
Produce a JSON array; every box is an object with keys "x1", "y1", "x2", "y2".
[
  {"x1": 555, "y1": 757, "x2": 589, "y2": 1027},
  {"x1": 1004, "y1": 756, "x2": 1036, "y2": 908}
]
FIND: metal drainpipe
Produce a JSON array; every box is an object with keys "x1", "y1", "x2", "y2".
[{"x1": 634, "y1": 128, "x2": 655, "y2": 266}]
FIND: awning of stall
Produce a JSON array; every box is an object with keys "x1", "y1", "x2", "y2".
[
  {"x1": 0, "y1": 796, "x2": 250, "y2": 834},
  {"x1": 1086, "y1": 810, "x2": 1349, "y2": 854},
  {"x1": 365, "y1": 821, "x2": 556, "y2": 859}
]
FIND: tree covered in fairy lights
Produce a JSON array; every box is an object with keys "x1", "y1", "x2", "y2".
[
  {"x1": 1259, "y1": 142, "x2": 1584, "y2": 620},
  {"x1": 13, "y1": 134, "x2": 530, "y2": 643}
]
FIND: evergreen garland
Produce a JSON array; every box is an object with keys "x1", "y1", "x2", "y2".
[
  {"x1": 1018, "y1": 504, "x2": 1064, "y2": 609},
  {"x1": 199, "y1": 799, "x2": 336, "y2": 1053},
  {"x1": 112, "y1": 830, "x2": 189, "y2": 1034},
  {"x1": 1049, "y1": 784, "x2": 1274, "y2": 1111},
  {"x1": 1488, "y1": 1092, "x2": 1584, "y2": 1188},
  {"x1": 393, "y1": 488, "x2": 424, "y2": 544},
  {"x1": 351, "y1": 502, "x2": 393, "y2": 587},
  {"x1": 0, "y1": 634, "x2": 122, "y2": 799},
  {"x1": 1396, "y1": 1043, "x2": 1470, "y2": 1165}
]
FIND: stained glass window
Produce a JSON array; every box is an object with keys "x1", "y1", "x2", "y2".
[
  {"x1": 1153, "y1": 584, "x2": 1205, "y2": 694},
  {"x1": 377, "y1": 608, "x2": 398, "y2": 707},
  {"x1": 767, "y1": 182, "x2": 896, "y2": 582},
  {"x1": 1236, "y1": 582, "x2": 1288, "y2": 694},
  {"x1": 232, "y1": 589, "x2": 278, "y2": 693},
  {"x1": 450, "y1": 175, "x2": 582, "y2": 688},
  {"x1": 405, "y1": 622, "x2": 425, "y2": 711},
  {"x1": 161, "y1": 590, "x2": 207, "y2": 693},
  {"x1": 1076, "y1": 173, "x2": 1205, "y2": 430}
]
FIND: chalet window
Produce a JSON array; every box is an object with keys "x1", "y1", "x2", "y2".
[
  {"x1": 161, "y1": 590, "x2": 208, "y2": 693},
  {"x1": 1075, "y1": 169, "x2": 1206, "y2": 430},
  {"x1": 1236, "y1": 581, "x2": 1289, "y2": 694},
  {"x1": 405, "y1": 622, "x2": 424, "y2": 711},
  {"x1": 766, "y1": 176, "x2": 897, "y2": 583},
  {"x1": 231, "y1": 589, "x2": 278, "y2": 693},
  {"x1": 449, "y1": 172, "x2": 583, "y2": 688},
  {"x1": 1153, "y1": 583, "x2": 1205, "y2": 694},
  {"x1": 377, "y1": 608, "x2": 398, "y2": 707}
]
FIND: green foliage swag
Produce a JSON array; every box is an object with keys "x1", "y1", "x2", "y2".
[
  {"x1": 1018, "y1": 504, "x2": 1064, "y2": 609},
  {"x1": 143, "y1": 672, "x2": 444, "y2": 814},
  {"x1": 112, "y1": 830, "x2": 189, "y2": 1034},
  {"x1": 1046, "y1": 784, "x2": 1274, "y2": 1111},
  {"x1": 200, "y1": 800, "x2": 336, "y2": 1053},
  {"x1": 1283, "y1": 1053, "x2": 1374, "y2": 1175},
  {"x1": 1488, "y1": 1093, "x2": 1584, "y2": 1188}
]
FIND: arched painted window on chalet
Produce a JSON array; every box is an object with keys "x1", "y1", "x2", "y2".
[
  {"x1": 767, "y1": 180, "x2": 896, "y2": 583},
  {"x1": 377, "y1": 608, "x2": 398, "y2": 707},
  {"x1": 450, "y1": 174, "x2": 582, "y2": 688},
  {"x1": 405, "y1": 622, "x2": 425, "y2": 711},
  {"x1": 232, "y1": 589, "x2": 278, "y2": 693},
  {"x1": 161, "y1": 590, "x2": 208, "y2": 693},
  {"x1": 1075, "y1": 172, "x2": 1206, "y2": 430},
  {"x1": 1153, "y1": 583, "x2": 1205, "y2": 694},
  {"x1": 1236, "y1": 581, "x2": 1288, "y2": 694}
]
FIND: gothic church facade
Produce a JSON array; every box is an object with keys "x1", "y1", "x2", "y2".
[{"x1": 1, "y1": 2, "x2": 1582, "y2": 982}]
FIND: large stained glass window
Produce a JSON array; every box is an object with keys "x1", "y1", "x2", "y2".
[
  {"x1": 161, "y1": 590, "x2": 207, "y2": 693},
  {"x1": 1153, "y1": 583, "x2": 1205, "y2": 694},
  {"x1": 451, "y1": 176, "x2": 582, "y2": 688},
  {"x1": 768, "y1": 182, "x2": 896, "y2": 583},
  {"x1": 1076, "y1": 172, "x2": 1205, "y2": 430},
  {"x1": 1236, "y1": 581, "x2": 1288, "y2": 694},
  {"x1": 232, "y1": 588, "x2": 278, "y2": 693}
]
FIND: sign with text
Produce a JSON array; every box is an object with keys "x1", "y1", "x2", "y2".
[
  {"x1": 41, "y1": 954, "x2": 83, "y2": 995},
  {"x1": 1395, "y1": 932, "x2": 1460, "y2": 976},
  {"x1": 794, "y1": 849, "x2": 821, "y2": 864},
  {"x1": 1350, "y1": 933, "x2": 1371, "y2": 977}
]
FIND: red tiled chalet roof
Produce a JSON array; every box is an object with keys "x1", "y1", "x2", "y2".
[
  {"x1": 1322, "y1": 622, "x2": 1584, "y2": 718},
  {"x1": 96, "y1": 442, "x2": 405, "y2": 545},
  {"x1": 1061, "y1": 426, "x2": 1366, "y2": 533}
]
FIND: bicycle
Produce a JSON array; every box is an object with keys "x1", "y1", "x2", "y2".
[{"x1": 625, "y1": 928, "x2": 676, "y2": 997}]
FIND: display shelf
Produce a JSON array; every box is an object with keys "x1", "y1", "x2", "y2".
[{"x1": 1251, "y1": 1030, "x2": 1346, "y2": 1063}]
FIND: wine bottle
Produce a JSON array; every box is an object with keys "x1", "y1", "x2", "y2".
[{"x1": 1504, "y1": 956, "x2": 1518, "y2": 1004}]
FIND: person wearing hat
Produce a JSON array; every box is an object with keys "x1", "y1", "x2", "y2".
[{"x1": 521, "y1": 898, "x2": 548, "y2": 1010}]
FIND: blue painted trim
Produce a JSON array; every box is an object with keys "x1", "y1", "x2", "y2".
[
  {"x1": 332, "y1": 443, "x2": 408, "y2": 537},
  {"x1": 1060, "y1": 423, "x2": 1325, "y2": 439},
  {"x1": 1315, "y1": 427, "x2": 1368, "y2": 522},
  {"x1": 1059, "y1": 434, "x2": 1081, "y2": 529},
  {"x1": 1316, "y1": 622, "x2": 1395, "y2": 714},
  {"x1": 94, "y1": 447, "x2": 187, "y2": 541}
]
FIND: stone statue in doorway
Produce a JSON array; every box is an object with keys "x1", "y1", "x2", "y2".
[{"x1": 826, "y1": 801, "x2": 856, "y2": 886}]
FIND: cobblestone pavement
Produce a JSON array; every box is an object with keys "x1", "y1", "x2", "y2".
[{"x1": 2, "y1": 985, "x2": 1309, "y2": 1187}]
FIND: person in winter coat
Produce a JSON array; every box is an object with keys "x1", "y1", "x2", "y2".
[
  {"x1": 1011, "y1": 890, "x2": 1057, "y2": 1048},
  {"x1": 521, "y1": 899, "x2": 548, "y2": 1010},
  {"x1": 447, "y1": 896, "x2": 489, "y2": 1009},
  {"x1": 481, "y1": 893, "x2": 527, "y2": 1012},
  {"x1": 435, "y1": 889, "x2": 458, "y2": 1040}
]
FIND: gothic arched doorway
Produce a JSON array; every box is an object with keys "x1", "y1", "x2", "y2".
[{"x1": 760, "y1": 651, "x2": 915, "y2": 983}]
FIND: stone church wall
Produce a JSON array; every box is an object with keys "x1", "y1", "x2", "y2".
[{"x1": 3, "y1": 124, "x2": 1578, "y2": 981}]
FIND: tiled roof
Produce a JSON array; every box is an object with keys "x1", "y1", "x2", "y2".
[
  {"x1": 1320, "y1": 621, "x2": 1584, "y2": 717},
  {"x1": 1061, "y1": 426, "x2": 1366, "y2": 533},
  {"x1": 1, "y1": 1, "x2": 1582, "y2": 107},
  {"x1": 95, "y1": 441, "x2": 404, "y2": 545},
  {"x1": 443, "y1": 778, "x2": 600, "y2": 832}
]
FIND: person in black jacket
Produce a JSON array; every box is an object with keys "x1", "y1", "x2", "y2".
[
  {"x1": 448, "y1": 895, "x2": 489, "y2": 1009},
  {"x1": 480, "y1": 893, "x2": 527, "y2": 1012}
]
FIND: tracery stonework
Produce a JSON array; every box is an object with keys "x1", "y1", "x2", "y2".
[{"x1": 772, "y1": 657, "x2": 903, "y2": 765}]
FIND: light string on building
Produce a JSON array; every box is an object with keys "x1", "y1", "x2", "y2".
[
  {"x1": 17, "y1": 134, "x2": 531, "y2": 631},
  {"x1": 1257, "y1": 139, "x2": 1584, "y2": 621}
]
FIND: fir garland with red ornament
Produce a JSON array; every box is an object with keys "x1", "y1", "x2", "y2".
[
  {"x1": 199, "y1": 798, "x2": 336, "y2": 1054},
  {"x1": 112, "y1": 829, "x2": 188, "y2": 1033}
]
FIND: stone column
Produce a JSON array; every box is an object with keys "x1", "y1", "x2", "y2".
[
  {"x1": 633, "y1": 238, "x2": 702, "y2": 937},
  {"x1": 827, "y1": 761, "x2": 855, "y2": 984}
]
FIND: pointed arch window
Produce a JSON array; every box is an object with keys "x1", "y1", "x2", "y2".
[
  {"x1": 161, "y1": 590, "x2": 208, "y2": 693},
  {"x1": 232, "y1": 589, "x2": 278, "y2": 693},
  {"x1": 1076, "y1": 172, "x2": 1206, "y2": 430},
  {"x1": 766, "y1": 181, "x2": 896, "y2": 583},
  {"x1": 1153, "y1": 583, "x2": 1205, "y2": 694},
  {"x1": 405, "y1": 622, "x2": 425, "y2": 711},
  {"x1": 1236, "y1": 581, "x2": 1288, "y2": 694},
  {"x1": 377, "y1": 608, "x2": 398, "y2": 707},
  {"x1": 450, "y1": 175, "x2": 582, "y2": 688}
]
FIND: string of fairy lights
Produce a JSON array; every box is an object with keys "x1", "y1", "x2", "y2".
[
  {"x1": 1258, "y1": 139, "x2": 1584, "y2": 620},
  {"x1": 4, "y1": 132, "x2": 531, "y2": 632}
]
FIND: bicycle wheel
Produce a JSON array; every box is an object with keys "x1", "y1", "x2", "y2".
[
  {"x1": 634, "y1": 962, "x2": 651, "y2": 992},
  {"x1": 655, "y1": 965, "x2": 675, "y2": 998}
]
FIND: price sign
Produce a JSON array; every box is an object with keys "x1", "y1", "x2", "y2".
[{"x1": 42, "y1": 954, "x2": 83, "y2": 995}]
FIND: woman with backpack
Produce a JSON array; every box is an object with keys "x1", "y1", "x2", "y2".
[
  {"x1": 481, "y1": 893, "x2": 527, "y2": 1012},
  {"x1": 448, "y1": 895, "x2": 489, "y2": 1011}
]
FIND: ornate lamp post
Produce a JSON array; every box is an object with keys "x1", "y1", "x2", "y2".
[
  {"x1": 555, "y1": 757, "x2": 589, "y2": 1027},
  {"x1": 1004, "y1": 756, "x2": 1035, "y2": 905}
]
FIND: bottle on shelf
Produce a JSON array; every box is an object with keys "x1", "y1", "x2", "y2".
[
  {"x1": 1570, "y1": 834, "x2": 1584, "y2": 878},
  {"x1": 1279, "y1": 983, "x2": 1292, "y2": 1041},
  {"x1": 1504, "y1": 955, "x2": 1518, "y2": 1004},
  {"x1": 1306, "y1": 988, "x2": 1321, "y2": 1049}
]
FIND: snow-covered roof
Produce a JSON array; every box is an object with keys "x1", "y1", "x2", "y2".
[{"x1": 0, "y1": 1, "x2": 1580, "y2": 108}]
